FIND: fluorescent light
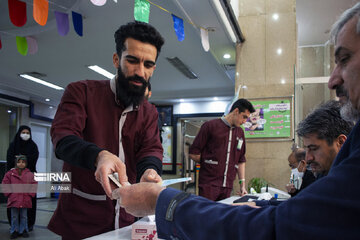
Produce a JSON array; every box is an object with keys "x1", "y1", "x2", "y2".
[
  {"x1": 213, "y1": 97, "x2": 219, "y2": 101},
  {"x1": 180, "y1": 99, "x2": 185, "y2": 102},
  {"x1": 19, "y1": 74, "x2": 64, "y2": 90},
  {"x1": 45, "y1": 98, "x2": 50, "y2": 102},
  {"x1": 88, "y1": 65, "x2": 115, "y2": 79},
  {"x1": 7, "y1": 110, "x2": 12, "y2": 113},
  {"x1": 223, "y1": 53, "x2": 231, "y2": 59},
  {"x1": 212, "y1": 0, "x2": 237, "y2": 43},
  {"x1": 49, "y1": 106, "x2": 53, "y2": 109},
  {"x1": 242, "y1": 85, "x2": 247, "y2": 89}
]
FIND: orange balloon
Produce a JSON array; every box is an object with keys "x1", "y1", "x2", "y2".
[{"x1": 33, "y1": 0, "x2": 48, "y2": 26}]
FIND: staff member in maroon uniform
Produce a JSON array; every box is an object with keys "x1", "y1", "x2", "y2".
[
  {"x1": 49, "y1": 21, "x2": 164, "y2": 240},
  {"x1": 189, "y1": 99, "x2": 255, "y2": 201}
]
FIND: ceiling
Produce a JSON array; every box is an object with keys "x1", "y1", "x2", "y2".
[{"x1": 0, "y1": 0, "x2": 358, "y2": 108}]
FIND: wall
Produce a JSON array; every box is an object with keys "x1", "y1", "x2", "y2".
[{"x1": 235, "y1": 0, "x2": 296, "y2": 191}]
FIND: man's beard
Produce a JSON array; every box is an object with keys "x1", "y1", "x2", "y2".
[
  {"x1": 340, "y1": 99, "x2": 360, "y2": 123},
  {"x1": 116, "y1": 67, "x2": 148, "y2": 107},
  {"x1": 336, "y1": 85, "x2": 360, "y2": 123}
]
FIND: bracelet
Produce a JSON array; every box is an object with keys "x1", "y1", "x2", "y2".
[{"x1": 239, "y1": 179, "x2": 245, "y2": 184}]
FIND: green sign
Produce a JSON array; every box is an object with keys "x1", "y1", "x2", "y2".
[{"x1": 243, "y1": 99, "x2": 291, "y2": 138}]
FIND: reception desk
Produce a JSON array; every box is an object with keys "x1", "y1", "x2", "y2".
[{"x1": 86, "y1": 192, "x2": 286, "y2": 239}]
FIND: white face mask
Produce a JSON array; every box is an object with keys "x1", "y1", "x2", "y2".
[
  {"x1": 20, "y1": 133, "x2": 30, "y2": 141},
  {"x1": 290, "y1": 167, "x2": 304, "y2": 190}
]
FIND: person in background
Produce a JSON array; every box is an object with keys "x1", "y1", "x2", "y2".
[
  {"x1": 296, "y1": 100, "x2": 353, "y2": 179},
  {"x1": 189, "y1": 99, "x2": 255, "y2": 200},
  {"x1": 285, "y1": 146, "x2": 316, "y2": 197},
  {"x1": 6, "y1": 125, "x2": 39, "y2": 232},
  {"x1": 2, "y1": 155, "x2": 37, "y2": 239},
  {"x1": 112, "y1": 3, "x2": 360, "y2": 239},
  {"x1": 49, "y1": 21, "x2": 164, "y2": 239}
]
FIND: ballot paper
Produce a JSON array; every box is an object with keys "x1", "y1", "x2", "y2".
[{"x1": 109, "y1": 173, "x2": 191, "y2": 188}]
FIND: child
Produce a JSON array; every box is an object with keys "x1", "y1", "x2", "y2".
[{"x1": 2, "y1": 155, "x2": 37, "y2": 239}]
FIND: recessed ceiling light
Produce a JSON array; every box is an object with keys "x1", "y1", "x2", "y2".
[
  {"x1": 223, "y1": 53, "x2": 231, "y2": 59},
  {"x1": 88, "y1": 65, "x2": 115, "y2": 79},
  {"x1": 7, "y1": 110, "x2": 12, "y2": 113},
  {"x1": 19, "y1": 74, "x2": 64, "y2": 90},
  {"x1": 213, "y1": 97, "x2": 219, "y2": 101},
  {"x1": 242, "y1": 85, "x2": 247, "y2": 89},
  {"x1": 180, "y1": 99, "x2": 185, "y2": 102},
  {"x1": 281, "y1": 79, "x2": 286, "y2": 84},
  {"x1": 236, "y1": 72, "x2": 239, "y2": 76},
  {"x1": 277, "y1": 48, "x2": 282, "y2": 55},
  {"x1": 45, "y1": 98, "x2": 50, "y2": 102},
  {"x1": 272, "y1": 13, "x2": 279, "y2": 20}
]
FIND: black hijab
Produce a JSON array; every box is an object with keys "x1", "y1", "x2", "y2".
[{"x1": 6, "y1": 125, "x2": 39, "y2": 172}]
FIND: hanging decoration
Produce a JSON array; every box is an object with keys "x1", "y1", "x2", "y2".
[
  {"x1": 16, "y1": 36, "x2": 28, "y2": 56},
  {"x1": 33, "y1": 0, "x2": 49, "y2": 26},
  {"x1": 26, "y1": 36, "x2": 38, "y2": 54},
  {"x1": 8, "y1": 0, "x2": 27, "y2": 27},
  {"x1": 91, "y1": 0, "x2": 107, "y2": 6},
  {"x1": 172, "y1": 14, "x2": 184, "y2": 42},
  {"x1": 72, "y1": 11, "x2": 83, "y2": 37},
  {"x1": 54, "y1": 11, "x2": 70, "y2": 36},
  {"x1": 3, "y1": 0, "x2": 215, "y2": 54},
  {"x1": 201, "y1": 28, "x2": 209, "y2": 52},
  {"x1": 134, "y1": 0, "x2": 150, "y2": 23}
]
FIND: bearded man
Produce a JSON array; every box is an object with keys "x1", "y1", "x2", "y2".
[{"x1": 49, "y1": 21, "x2": 164, "y2": 240}]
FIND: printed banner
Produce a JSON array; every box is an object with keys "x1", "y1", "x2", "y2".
[{"x1": 243, "y1": 99, "x2": 291, "y2": 138}]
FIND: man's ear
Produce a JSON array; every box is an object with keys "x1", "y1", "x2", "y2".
[
  {"x1": 113, "y1": 53, "x2": 120, "y2": 68},
  {"x1": 337, "y1": 134, "x2": 347, "y2": 147}
]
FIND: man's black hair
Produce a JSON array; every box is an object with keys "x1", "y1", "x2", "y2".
[
  {"x1": 297, "y1": 100, "x2": 354, "y2": 145},
  {"x1": 114, "y1": 21, "x2": 165, "y2": 59},
  {"x1": 230, "y1": 98, "x2": 255, "y2": 114}
]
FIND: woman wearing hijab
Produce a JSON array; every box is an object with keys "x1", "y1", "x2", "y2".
[{"x1": 6, "y1": 125, "x2": 39, "y2": 232}]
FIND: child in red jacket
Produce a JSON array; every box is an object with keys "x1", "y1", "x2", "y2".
[{"x1": 2, "y1": 155, "x2": 37, "y2": 239}]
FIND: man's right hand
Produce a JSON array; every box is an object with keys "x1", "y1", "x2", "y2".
[
  {"x1": 94, "y1": 150, "x2": 129, "y2": 198},
  {"x1": 112, "y1": 182, "x2": 165, "y2": 217},
  {"x1": 285, "y1": 183, "x2": 296, "y2": 193}
]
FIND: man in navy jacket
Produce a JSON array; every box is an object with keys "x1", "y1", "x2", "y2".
[{"x1": 114, "y1": 3, "x2": 360, "y2": 239}]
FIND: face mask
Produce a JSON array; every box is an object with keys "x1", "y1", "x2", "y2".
[
  {"x1": 20, "y1": 133, "x2": 30, "y2": 141},
  {"x1": 290, "y1": 168, "x2": 304, "y2": 190}
]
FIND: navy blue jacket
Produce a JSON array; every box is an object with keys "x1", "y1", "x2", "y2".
[{"x1": 155, "y1": 120, "x2": 360, "y2": 240}]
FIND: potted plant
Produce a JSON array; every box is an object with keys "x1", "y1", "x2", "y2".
[{"x1": 247, "y1": 177, "x2": 271, "y2": 193}]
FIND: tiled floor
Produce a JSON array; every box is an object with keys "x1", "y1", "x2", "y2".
[{"x1": 0, "y1": 198, "x2": 61, "y2": 240}]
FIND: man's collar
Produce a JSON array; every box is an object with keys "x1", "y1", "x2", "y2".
[
  {"x1": 110, "y1": 75, "x2": 116, "y2": 95},
  {"x1": 221, "y1": 116, "x2": 233, "y2": 128}
]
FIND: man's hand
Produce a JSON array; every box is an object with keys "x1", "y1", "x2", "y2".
[
  {"x1": 140, "y1": 169, "x2": 162, "y2": 184},
  {"x1": 238, "y1": 186, "x2": 248, "y2": 196},
  {"x1": 286, "y1": 183, "x2": 296, "y2": 193},
  {"x1": 112, "y1": 182, "x2": 165, "y2": 217},
  {"x1": 94, "y1": 150, "x2": 129, "y2": 198}
]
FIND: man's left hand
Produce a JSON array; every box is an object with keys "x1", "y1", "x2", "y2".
[{"x1": 238, "y1": 186, "x2": 248, "y2": 196}]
